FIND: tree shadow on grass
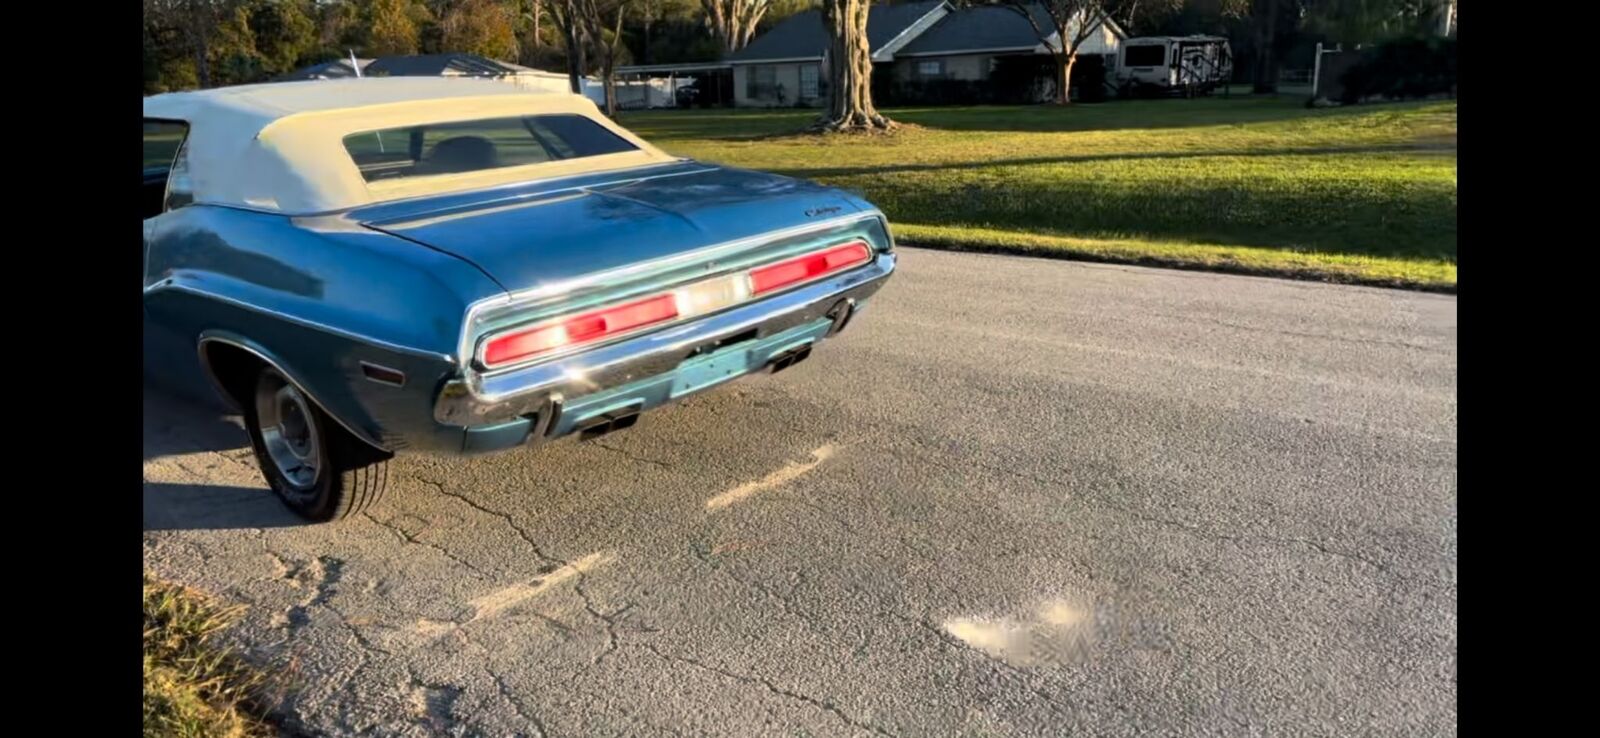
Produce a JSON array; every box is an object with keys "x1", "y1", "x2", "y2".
[
  {"x1": 633, "y1": 97, "x2": 1451, "y2": 142},
  {"x1": 768, "y1": 142, "x2": 1456, "y2": 181},
  {"x1": 882, "y1": 97, "x2": 1416, "y2": 134},
  {"x1": 852, "y1": 166, "x2": 1458, "y2": 261}
]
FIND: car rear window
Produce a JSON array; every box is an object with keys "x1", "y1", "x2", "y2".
[{"x1": 342, "y1": 114, "x2": 639, "y2": 183}]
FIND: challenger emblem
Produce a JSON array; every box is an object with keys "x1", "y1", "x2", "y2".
[{"x1": 806, "y1": 206, "x2": 842, "y2": 217}]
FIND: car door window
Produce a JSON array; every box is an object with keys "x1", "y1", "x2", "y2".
[
  {"x1": 143, "y1": 119, "x2": 190, "y2": 218},
  {"x1": 164, "y1": 135, "x2": 195, "y2": 211}
]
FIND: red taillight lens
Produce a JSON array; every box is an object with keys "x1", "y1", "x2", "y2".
[
  {"x1": 482, "y1": 293, "x2": 679, "y2": 368},
  {"x1": 479, "y1": 240, "x2": 875, "y2": 369},
  {"x1": 749, "y1": 241, "x2": 872, "y2": 295}
]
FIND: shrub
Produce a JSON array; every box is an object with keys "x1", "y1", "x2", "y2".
[{"x1": 1337, "y1": 37, "x2": 1457, "y2": 104}]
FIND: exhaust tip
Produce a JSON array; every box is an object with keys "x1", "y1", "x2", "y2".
[
  {"x1": 576, "y1": 406, "x2": 642, "y2": 441},
  {"x1": 767, "y1": 345, "x2": 813, "y2": 374},
  {"x1": 825, "y1": 299, "x2": 856, "y2": 336}
]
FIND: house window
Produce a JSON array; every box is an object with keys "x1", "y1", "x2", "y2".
[
  {"x1": 915, "y1": 60, "x2": 946, "y2": 79},
  {"x1": 747, "y1": 65, "x2": 778, "y2": 100},
  {"x1": 800, "y1": 65, "x2": 820, "y2": 101}
]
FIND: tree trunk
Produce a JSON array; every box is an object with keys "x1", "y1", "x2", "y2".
[
  {"x1": 812, "y1": 0, "x2": 894, "y2": 132},
  {"x1": 562, "y1": 18, "x2": 584, "y2": 94},
  {"x1": 193, "y1": 44, "x2": 212, "y2": 89},
  {"x1": 1054, "y1": 53, "x2": 1076, "y2": 105},
  {"x1": 603, "y1": 65, "x2": 617, "y2": 116},
  {"x1": 1252, "y1": 0, "x2": 1279, "y2": 94}
]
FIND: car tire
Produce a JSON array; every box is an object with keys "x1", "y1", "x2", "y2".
[{"x1": 243, "y1": 366, "x2": 389, "y2": 522}]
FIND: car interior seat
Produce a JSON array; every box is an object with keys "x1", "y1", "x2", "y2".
[{"x1": 418, "y1": 136, "x2": 498, "y2": 175}]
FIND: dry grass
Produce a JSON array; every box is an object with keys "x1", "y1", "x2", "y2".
[{"x1": 143, "y1": 574, "x2": 278, "y2": 738}]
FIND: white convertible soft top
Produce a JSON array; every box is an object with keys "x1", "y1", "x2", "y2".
[{"x1": 143, "y1": 78, "x2": 677, "y2": 214}]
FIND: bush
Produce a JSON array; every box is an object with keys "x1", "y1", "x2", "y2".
[{"x1": 1337, "y1": 37, "x2": 1457, "y2": 104}]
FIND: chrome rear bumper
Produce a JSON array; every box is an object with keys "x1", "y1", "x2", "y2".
[{"x1": 433, "y1": 251, "x2": 896, "y2": 427}]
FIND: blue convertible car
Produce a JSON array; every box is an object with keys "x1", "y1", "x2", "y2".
[{"x1": 143, "y1": 78, "x2": 896, "y2": 521}]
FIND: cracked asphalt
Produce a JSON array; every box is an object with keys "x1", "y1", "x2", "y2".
[{"x1": 143, "y1": 248, "x2": 1458, "y2": 737}]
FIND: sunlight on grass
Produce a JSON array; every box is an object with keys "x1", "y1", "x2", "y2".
[
  {"x1": 894, "y1": 224, "x2": 1456, "y2": 290},
  {"x1": 624, "y1": 98, "x2": 1457, "y2": 289},
  {"x1": 144, "y1": 574, "x2": 277, "y2": 738}
]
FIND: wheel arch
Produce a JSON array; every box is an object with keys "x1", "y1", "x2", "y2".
[{"x1": 196, "y1": 331, "x2": 391, "y2": 455}]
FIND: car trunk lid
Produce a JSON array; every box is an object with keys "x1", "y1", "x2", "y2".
[{"x1": 356, "y1": 162, "x2": 866, "y2": 293}]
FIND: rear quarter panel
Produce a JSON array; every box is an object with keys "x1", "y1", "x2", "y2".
[{"x1": 143, "y1": 205, "x2": 505, "y2": 453}]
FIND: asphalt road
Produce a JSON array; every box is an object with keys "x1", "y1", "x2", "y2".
[{"x1": 143, "y1": 248, "x2": 1457, "y2": 737}]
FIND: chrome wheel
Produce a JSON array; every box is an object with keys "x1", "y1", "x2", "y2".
[{"x1": 254, "y1": 374, "x2": 321, "y2": 494}]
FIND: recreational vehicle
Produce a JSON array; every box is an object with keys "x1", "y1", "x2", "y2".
[{"x1": 1117, "y1": 36, "x2": 1233, "y2": 97}]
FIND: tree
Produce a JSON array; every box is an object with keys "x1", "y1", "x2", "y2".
[
  {"x1": 516, "y1": 0, "x2": 547, "y2": 62},
  {"x1": 811, "y1": 0, "x2": 893, "y2": 132},
  {"x1": 983, "y1": 0, "x2": 1133, "y2": 105},
  {"x1": 145, "y1": 0, "x2": 231, "y2": 88},
  {"x1": 579, "y1": 0, "x2": 633, "y2": 115},
  {"x1": 439, "y1": 0, "x2": 519, "y2": 59},
  {"x1": 249, "y1": 0, "x2": 318, "y2": 75},
  {"x1": 211, "y1": 3, "x2": 267, "y2": 84},
  {"x1": 698, "y1": 0, "x2": 771, "y2": 52},
  {"x1": 366, "y1": 0, "x2": 423, "y2": 55},
  {"x1": 548, "y1": 0, "x2": 590, "y2": 94},
  {"x1": 314, "y1": 0, "x2": 365, "y2": 59}
]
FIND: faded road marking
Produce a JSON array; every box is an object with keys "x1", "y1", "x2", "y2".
[
  {"x1": 465, "y1": 551, "x2": 615, "y2": 624},
  {"x1": 944, "y1": 598, "x2": 1097, "y2": 667},
  {"x1": 705, "y1": 444, "x2": 837, "y2": 511}
]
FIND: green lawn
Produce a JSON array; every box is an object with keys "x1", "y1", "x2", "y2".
[{"x1": 621, "y1": 97, "x2": 1457, "y2": 290}]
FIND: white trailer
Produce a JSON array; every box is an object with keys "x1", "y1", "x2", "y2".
[{"x1": 1116, "y1": 36, "x2": 1233, "y2": 97}]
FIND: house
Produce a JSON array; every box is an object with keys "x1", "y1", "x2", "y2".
[
  {"x1": 723, "y1": 1, "x2": 1126, "y2": 108},
  {"x1": 893, "y1": 4, "x2": 1124, "y2": 101},
  {"x1": 725, "y1": 0, "x2": 947, "y2": 108}
]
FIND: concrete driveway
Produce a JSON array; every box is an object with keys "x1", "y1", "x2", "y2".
[{"x1": 144, "y1": 248, "x2": 1457, "y2": 737}]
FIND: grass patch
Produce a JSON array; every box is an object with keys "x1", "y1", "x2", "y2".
[
  {"x1": 896, "y1": 224, "x2": 1456, "y2": 290},
  {"x1": 622, "y1": 98, "x2": 1457, "y2": 290},
  {"x1": 144, "y1": 573, "x2": 278, "y2": 738}
]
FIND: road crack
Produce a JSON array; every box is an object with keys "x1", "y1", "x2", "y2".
[
  {"x1": 361, "y1": 511, "x2": 489, "y2": 578},
  {"x1": 413, "y1": 475, "x2": 564, "y2": 569},
  {"x1": 640, "y1": 643, "x2": 895, "y2": 737}
]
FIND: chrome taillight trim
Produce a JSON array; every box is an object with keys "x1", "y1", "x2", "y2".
[{"x1": 472, "y1": 237, "x2": 874, "y2": 373}]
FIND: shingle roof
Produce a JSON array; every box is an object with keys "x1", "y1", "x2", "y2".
[
  {"x1": 277, "y1": 58, "x2": 371, "y2": 81},
  {"x1": 726, "y1": 0, "x2": 947, "y2": 63},
  {"x1": 364, "y1": 53, "x2": 524, "y2": 77},
  {"x1": 896, "y1": 4, "x2": 1054, "y2": 56}
]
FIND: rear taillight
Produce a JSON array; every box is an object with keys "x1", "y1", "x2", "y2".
[
  {"x1": 749, "y1": 241, "x2": 872, "y2": 295},
  {"x1": 479, "y1": 239, "x2": 875, "y2": 369},
  {"x1": 482, "y1": 293, "x2": 679, "y2": 368}
]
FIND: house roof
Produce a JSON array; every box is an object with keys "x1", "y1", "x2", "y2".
[
  {"x1": 896, "y1": 3, "x2": 1128, "y2": 57},
  {"x1": 726, "y1": 0, "x2": 947, "y2": 63},
  {"x1": 277, "y1": 58, "x2": 372, "y2": 81},
  {"x1": 364, "y1": 53, "x2": 530, "y2": 77}
]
